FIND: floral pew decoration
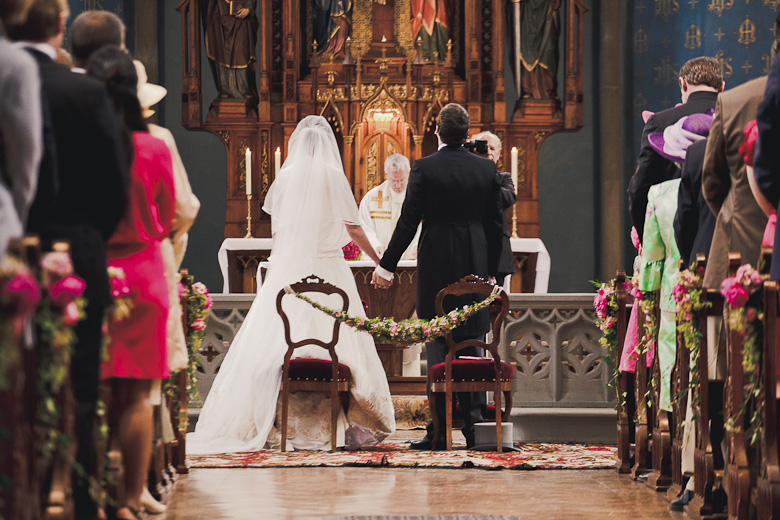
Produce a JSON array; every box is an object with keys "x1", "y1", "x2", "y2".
[
  {"x1": 0, "y1": 254, "x2": 41, "y2": 389},
  {"x1": 175, "y1": 275, "x2": 213, "y2": 403},
  {"x1": 720, "y1": 263, "x2": 764, "y2": 445},
  {"x1": 286, "y1": 283, "x2": 501, "y2": 345}
]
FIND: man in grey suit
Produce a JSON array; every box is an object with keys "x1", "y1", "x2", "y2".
[{"x1": 0, "y1": 0, "x2": 42, "y2": 255}]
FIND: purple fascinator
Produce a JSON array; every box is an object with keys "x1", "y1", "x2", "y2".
[{"x1": 648, "y1": 111, "x2": 715, "y2": 164}]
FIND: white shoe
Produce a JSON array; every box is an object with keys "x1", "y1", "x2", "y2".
[{"x1": 141, "y1": 487, "x2": 167, "y2": 514}]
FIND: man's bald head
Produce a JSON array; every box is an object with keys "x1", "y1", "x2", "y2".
[{"x1": 70, "y1": 10, "x2": 125, "y2": 67}]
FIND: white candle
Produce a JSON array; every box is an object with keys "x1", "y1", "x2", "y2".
[
  {"x1": 275, "y1": 147, "x2": 281, "y2": 175},
  {"x1": 245, "y1": 148, "x2": 252, "y2": 195},
  {"x1": 510, "y1": 146, "x2": 518, "y2": 194}
]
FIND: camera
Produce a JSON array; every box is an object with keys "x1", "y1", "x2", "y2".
[{"x1": 463, "y1": 139, "x2": 488, "y2": 156}]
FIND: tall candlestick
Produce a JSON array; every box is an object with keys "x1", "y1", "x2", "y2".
[
  {"x1": 510, "y1": 146, "x2": 518, "y2": 194},
  {"x1": 245, "y1": 148, "x2": 252, "y2": 195},
  {"x1": 275, "y1": 147, "x2": 281, "y2": 175}
]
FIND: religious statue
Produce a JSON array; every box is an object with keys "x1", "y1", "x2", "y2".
[
  {"x1": 314, "y1": 0, "x2": 353, "y2": 57},
  {"x1": 411, "y1": 0, "x2": 451, "y2": 62},
  {"x1": 508, "y1": 0, "x2": 560, "y2": 100},
  {"x1": 202, "y1": 0, "x2": 258, "y2": 101}
]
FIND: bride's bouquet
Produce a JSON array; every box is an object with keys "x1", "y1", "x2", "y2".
[{"x1": 342, "y1": 241, "x2": 362, "y2": 260}]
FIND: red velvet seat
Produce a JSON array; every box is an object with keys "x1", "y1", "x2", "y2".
[
  {"x1": 429, "y1": 359, "x2": 513, "y2": 383},
  {"x1": 288, "y1": 358, "x2": 351, "y2": 382}
]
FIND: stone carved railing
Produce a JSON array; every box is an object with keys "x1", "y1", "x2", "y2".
[
  {"x1": 501, "y1": 294, "x2": 614, "y2": 408},
  {"x1": 192, "y1": 293, "x2": 613, "y2": 408}
]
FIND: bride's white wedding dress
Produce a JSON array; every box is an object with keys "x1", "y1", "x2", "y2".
[{"x1": 188, "y1": 117, "x2": 395, "y2": 454}]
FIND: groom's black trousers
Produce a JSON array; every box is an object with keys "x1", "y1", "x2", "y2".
[{"x1": 424, "y1": 335, "x2": 486, "y2": 445}]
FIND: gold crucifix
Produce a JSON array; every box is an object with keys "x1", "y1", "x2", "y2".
[{"x1": 371, "y1": 190, "x2": 388, "y2": 209}]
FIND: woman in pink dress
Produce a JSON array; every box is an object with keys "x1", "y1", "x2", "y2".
[{"x1": 88, "y1": 46, "x2": 175, "y2": 520}]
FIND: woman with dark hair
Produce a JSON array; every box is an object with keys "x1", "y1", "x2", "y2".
[{"x1": 87, "y1": 45, "x2": 175, "y2": 520}]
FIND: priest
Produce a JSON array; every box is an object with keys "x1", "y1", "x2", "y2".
[
  {"x1": 358, "y1": 153, "x2": 420, "y2": 260},
  {"x1": 359, "y1": 153, "x2": 422, "y2": 376}
]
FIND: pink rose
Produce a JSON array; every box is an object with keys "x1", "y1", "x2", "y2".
[
  {"x1": 41, "y1": 252, "x2": 73, "y2": 281},
  {"x1": 605, "y1": 316, "x2": 614, "y2": 329},
  {"x1": 178, "y1": 282, "x2": 187, "y2": 299},
  {"x1": 49, "y1": 275, "x2": 86, "y2": 308},
  {"x1": 720, "y1": 277, "x2": 749, "y2": 308},
  {"x1": 3, "y1": 271, "x2": 40, "y2": 316},
  {"x1": 672, "y1": 283, "x2": 686, "y2": 302},
  {"x1": 192, "y1": 282, "x2": 208, "y2": 295},
  {"x1": 190, "y1": 318, "x2": 206, "y2": 331},
  {"x1": 205, "y1": 293, "x2": 213, "y2": 309}
]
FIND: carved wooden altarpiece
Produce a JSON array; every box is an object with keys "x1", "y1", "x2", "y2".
[{"x1": 177, "y1": 0, "x2": 587, "y2": 240}]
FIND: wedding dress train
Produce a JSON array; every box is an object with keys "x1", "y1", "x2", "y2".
[{"x1": 188, "y1": 116, "x2": 395, "y2": 454}]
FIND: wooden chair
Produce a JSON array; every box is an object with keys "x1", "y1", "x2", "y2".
[
  {"x1": 632, "y1": 290, "x2": 657, "y2": 480},
  {"x1": 667, "y1": 261, "x2": 690, "y2": 499},
  {"x1": 685, "y1": 254, "x2": 726, "y2": 519},
  {"x1": 615, "y1": 270, "x2": 634, "y2": 474},
  {"x1": 724, "y1": 252, "x2": 752, "y2": 520},
  {"x1": 757, "y1": 278, "x2": 780, "y2": 519},
  {"x1": 429, "y1": 275, "x2": 511, "y2": 452},
  {"x1": 277, "y1": 275, "x2": 351, "y2": 452}
]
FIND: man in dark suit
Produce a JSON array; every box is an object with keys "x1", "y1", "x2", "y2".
[
  {"x1": 674, "y1": 139, "x2": 716, "y2": 267},
  {"x1": 628, "y1": 56, "x2": 723, "y2": 240},
  {"x1": 7, "y1": 1, "x2": 128, "y2": 518},
  {"x1": 373, "y1": 103, "x2": 504, "y2": 449}
]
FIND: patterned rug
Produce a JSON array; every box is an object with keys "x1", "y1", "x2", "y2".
[
  {"x1": 187, "y1": 443, "x2": 617, "y2": 470},
  {"x1": 324, "y1": 516, "x2": 520, "y2": 520}
]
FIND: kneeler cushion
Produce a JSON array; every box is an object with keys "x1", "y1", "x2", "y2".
[
  {"x1": 288, "y1": 358, "x2": 351, "y2": 382},
  {"x1": 430, "y1": 359, "x2": 513, "y2": 383}
]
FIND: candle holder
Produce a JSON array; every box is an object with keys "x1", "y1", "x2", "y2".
[
  {"x1": 244, "y1": 193, "x2": 253, "y2": 238},
  {"x1": 511, "y1": 203, "x2": 519, "y2": 239}
]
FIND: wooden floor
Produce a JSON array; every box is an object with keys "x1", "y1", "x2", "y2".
[{"x1": 158, "y1": 467, "x2": 686, "y2": 520}]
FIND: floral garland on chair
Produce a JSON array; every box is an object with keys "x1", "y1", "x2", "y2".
[
  {"x1": 721, "y1": 263, "x2": 764, "y2": 445},
  {"x1": 287, "y1": 285, "x2": 500, "y2": 346},
  {"x1": 593, "y1": 279, "x2": 621, "y2": 397},
  {"x1": 673, "y1": 263, "x2": 710, "y2": 418}
]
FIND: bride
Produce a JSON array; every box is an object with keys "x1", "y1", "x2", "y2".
[{"x1": 188, "y1": 116, "x2": 395, "y2": 453}]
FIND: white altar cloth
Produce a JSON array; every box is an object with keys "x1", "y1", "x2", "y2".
[{"x1": 218, "y1": 237, "x2": 550, "y2": 294}]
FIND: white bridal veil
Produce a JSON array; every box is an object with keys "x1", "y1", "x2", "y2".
[{"x1": 188, "y1": 116, "x2": 394, "y2": 454}]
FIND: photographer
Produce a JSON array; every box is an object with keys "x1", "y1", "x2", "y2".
[{"x1": 472, "y1": 131, "x2": 516, "y2": 284}]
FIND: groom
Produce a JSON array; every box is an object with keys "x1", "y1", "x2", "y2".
[{"x1": 372, "y1": 102, "x2": 504, "y2": 449}]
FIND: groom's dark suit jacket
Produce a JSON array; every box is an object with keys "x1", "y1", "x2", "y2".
[{"x1": 380, "y1": 144, "x2": 503, "y2": 337}]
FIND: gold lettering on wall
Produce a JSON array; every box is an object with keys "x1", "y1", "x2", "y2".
[
  {"x1": 654, "y1": 56, "x2": 678, "y2": 86},
  {"x1": 715, "y1": 50, "x2": 734, "y2": 78},
  {"x1": 738, "y1": 17, "x2": 756, "y2": 47},
  {"x1": 634, "y1": 29, "x2": 649, "y2": 53},
  {"x1": 707, "y1": 0, "x2": 733, "y2": 16},
  {"x1": 654, "y1": 0, "x2": 680, "y2": 20},
  {"x1": 685, "y1": 25, "x2": 702, "y2": 50}
]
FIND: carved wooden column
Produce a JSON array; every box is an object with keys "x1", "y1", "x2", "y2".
[{"x1": 492, "y1": 0, "x2": 505, "y2": 123}]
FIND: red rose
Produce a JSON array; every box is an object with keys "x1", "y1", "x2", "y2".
[{"x1": 49, "y1": 275, "x2": 86, "y2": 308}]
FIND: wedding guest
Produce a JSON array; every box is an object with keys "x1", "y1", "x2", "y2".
[
  {"x1": 628, "y1": 56, "x2": 722, "y2": 241},
  {"x1": 88, "y1": 45, "x2": 174, "y2": 520},
  {"x1": 674, "y1": 135, "x2": 716, "y2": 267},
  {"x1": 471, "y1": 130, "x2": 516, "y2": 285},
  {"x1": 0, "y1": 0, "x2": 41, "y2": 256},
  {"x1": 5, "y1": 2, "x2": 128, "y2": 518},
  {"x1": 69, "y1": 9, "x2": 124, "y2": 71}
]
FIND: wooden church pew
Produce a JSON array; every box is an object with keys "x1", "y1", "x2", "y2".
[
  {"x1": 647, "y1": 285, "x2": 672, "y2": 490},
  {"x1": 632, "y1": 289, "x2": 658, "y2": 480},
  {"x1": 757, "y1": 278, "x2": 780, "y2": 520},
  {"x1": 615, "y1": 270, "x2": 633, "y2": 474},
  {"x1": 685, "y1": 255, "x2": 727, "y2": 520},
  {"x1": 0, "y1": 238, "x2": 38, "y2": 520},
  {"x1": 723, "y1": 252, "x2": 751, "y2": 520},
  {"x1": 666, "y1": 261, "x2": 690, "y2": 501}
]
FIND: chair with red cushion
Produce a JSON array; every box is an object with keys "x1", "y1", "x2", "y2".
[
  {"x1": 430, "y1": 275, "x2": 512, "y2": 452},
  {"x1": 276, "y1": 275, "x2": 351, "y2": 452}
]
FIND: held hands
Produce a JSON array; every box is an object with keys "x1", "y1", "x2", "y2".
[{"x1": 371, "y1": 270, "x2": 393, "y2": 289}]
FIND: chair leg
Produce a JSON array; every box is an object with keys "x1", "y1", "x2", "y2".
[
  {"x1": 445, "y1": 390, "x2": 453, "y2": 451},
  {"x1": 330, "y1": 389, "x2": 339, "y2": 452},
  {"x1": 430, "y1": 392, "x2": 440, "y2": 448},
  {"x1": 280, "y1": 385, "x2": 289, "y2": 453},
  {"x1": 495, "y1": 390, "x2": 502, "y2": 453}
]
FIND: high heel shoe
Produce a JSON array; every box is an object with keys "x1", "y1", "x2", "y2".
[{"x1": 141, "y1": 487, "x2": 167, "y2": 514}]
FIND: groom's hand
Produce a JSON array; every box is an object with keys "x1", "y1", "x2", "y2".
[{"x1": 371, "y1": 270, "x2": 392, "y2": 289}]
